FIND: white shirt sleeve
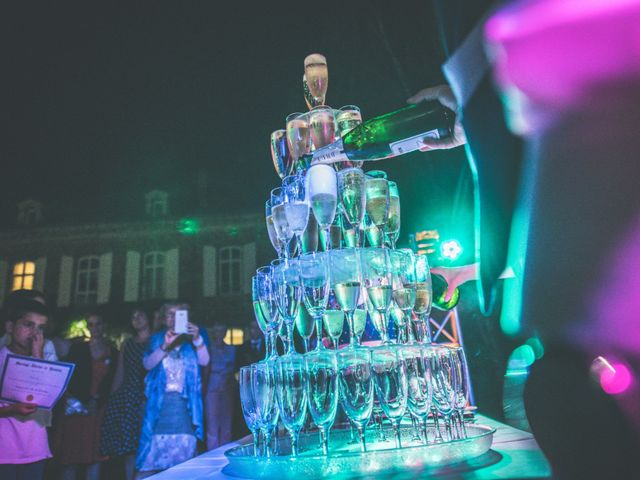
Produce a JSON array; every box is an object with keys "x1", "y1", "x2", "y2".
[{"x1": 43, "y1": 340, "x2": 58, "y2": 361}]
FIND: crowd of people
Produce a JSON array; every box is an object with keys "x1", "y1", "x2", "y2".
[{"x1": 0, "y1": 289, "x2": 263, "y2": 480}]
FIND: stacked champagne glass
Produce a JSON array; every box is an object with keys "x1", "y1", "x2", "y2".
[{"x1": 243, "y1": 54, "x2": 472, "y2": 458}]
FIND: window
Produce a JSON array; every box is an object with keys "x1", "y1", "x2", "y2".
[
  {"x1": 218, "y1": 246, "x2": 241, "y2": 295},
  {"x1": 142, "y1": 252, "x2": 165, "y2": 299},
  {"x1": 75, "y1": 256, "x2": 99, "y2": 305},
  {"x1": 12, "y1": 261, "x2": 35, "y2": 291},
  {"x1": 17, "y1": 199, "x2": 43, "y2": 226},
  {"x1": 145, "y1": 190, "x2": 168, "y2": 218},
  {"x1": 224, "y1": 328, "x2": 245, "y2": 346}
]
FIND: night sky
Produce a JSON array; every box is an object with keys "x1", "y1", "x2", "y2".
[{"x1": 0, "y1": 1, "x2": 474, "y2": 263}]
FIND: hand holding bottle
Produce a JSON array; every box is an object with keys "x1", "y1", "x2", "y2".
[
  {"x1": 407, "y1": 84, "x2": 467, "y2": 150},
  {"x1": 430, "y1": 263, "x2": 478, "y2": 302}
]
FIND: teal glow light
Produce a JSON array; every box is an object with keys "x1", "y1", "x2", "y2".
[
  {"x1": 178, "y1": 218, "x2": 200, "y2": 235},
  {"x1": 441, "y1": 239, "x2": 463, "y2": 260}
]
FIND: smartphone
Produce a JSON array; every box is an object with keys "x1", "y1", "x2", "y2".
[{"x1": 174, "y1": 309, "x2": 189, "y2": 334}]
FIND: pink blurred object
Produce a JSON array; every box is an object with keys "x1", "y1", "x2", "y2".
[{"x1": 484, "y1": 0, "x2": 640, "y2": 135}]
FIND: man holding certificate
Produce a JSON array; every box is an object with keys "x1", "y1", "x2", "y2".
[{"x1": 0, "y1": 299, "x2": 60, "y2": 480}]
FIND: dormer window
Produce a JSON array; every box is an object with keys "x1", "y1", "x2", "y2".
[
  {"x1": 145, "y1": 190, "x2": 168, "y2": 218},
  {"x1": 17, "y1": 199, "x2": 43, "y2": 226}
]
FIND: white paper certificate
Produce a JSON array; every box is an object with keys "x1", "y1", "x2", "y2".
[{"x1": 0, "y1": 353, "x2": 75, "y2": 409}]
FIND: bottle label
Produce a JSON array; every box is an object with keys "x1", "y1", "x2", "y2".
[
  {"x1": 311, "y1": 138, "x2": 350, "y2": 164},
  {"x1": 389, "y1": 129, "x2": 441, "y2": 156}
]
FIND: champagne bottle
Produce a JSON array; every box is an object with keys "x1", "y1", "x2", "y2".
[
  {"x1": 309, "y1": 100, "x2": 454, "y2": 165},
  {"x1": 431, "y1": 273, "x2": 460, "y2": 311}
]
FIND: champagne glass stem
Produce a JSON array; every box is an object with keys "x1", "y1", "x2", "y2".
[
  {"x1": 432, "y1": 407, "x2": 444, "y2": 443},
  {"x1": 319, "y1": 426, "x2": 329, "y2": 456},
  {"x1": 421, "y1": 419, "x2": 429, "y2": 445},
  {"x1": 419, "y1": 314, "x2": 432, "y2": 343},
  {"x1": 263, "y1": 430, "x2": 273, "y2": 457},
  {"x1": 285, "y1": 322, "x2": 295, "y2": 355},
  {"x1": 332, "y1": 336, "x2": 339, "y2": 350},
  {"x1": 356, "y1": 425, "x2": 367, "y2": 452},
  {"x1": 345, "y1": 310, "x2": 358, "y2": 347},
  {"x1": 314, "y1": 317, "x2": 324, "y2": 351},
  {"x1": 302, "y1": 337, "x2": 309, "y2": 353},
  {"x1": 252, "y1": 430, "x2": 259, "y2": 456},
  {"x1": 295, "y1": 234, "x2": 303, "y2": 257},
  {"x1": 264, "y1": 332, "x2": 272, "y2": 361},
  {"x1": 392, "y1": 419, "x2": 402, "y2": 449},
  {"x1": 323, "y1": 226, "x2": 331, "y2": 251},
  {"x1": 290, "y1": 430, "x2": 300, "y2": 456},
  {"x1": 378, "y1": 309, "x2": 390, "y2": 345},
  {"x1": 459, "y1": 409, "x2": 468, "y2": 438}
]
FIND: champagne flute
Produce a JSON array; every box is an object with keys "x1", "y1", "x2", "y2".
[
  {"x1": 306, "y1": 164, "x2": 338, "y2": 251},
  {"x1": 239, "y1": 365, "x2": 261, "y2": 455},
  {"x1": 275, "y1": 354, "x2": 308, "y2": 456},
  {"x1": 304, "y1": 349, "x2": 339, "y2": 455},
  {"x1": 266, "y1": 200, "x2": 285, "y2": 259},
  {"x1": 352, "y1": 307, "x2": 367, "y2": 345},
  {"x1": 329, "y1": 248, "x2": 362, "y2": 347},
  {"x1": 255, "y1": 267, "x2": 282, "y2": 360},
  {"x1": 365, "y1": 170, "x2": 390, "y2": 231},
  {"x1": 254, "y1": 360, "x2": 279, "y2": 457},
  {"x1": 340, "y1": 212, "x2": 358, "y2": 248},
  {"x1": 323, "y1": 309, "x2": 344, "y2": 350},
  {"x1": 389, "y1": 302, "x2": 408, "y2": 344},
  {"x1": 386, "y1": 181, "x2": 401, "y2": 248},
  {"x1": 403, "y1": 345, "x2": 433, "y2": 444},
  {"x1": 283, "y1": 174, "x2": 310, "y2": 255},
  {"x1": 449, "y1": 344, "x2": 471, "y2": 438},
  {"x1": 360, "y1": 247, "x2": 393, "y2": 344},
  {"x1": 304, "y1": 53, "x2": 328, "y2": 107},
  {"x1": 364, "y1": 212, "x2": 383, "y2": 247},
  {"x1": 309, "y1": 105, "x2": 337, "y2": 150},
  {"x1": 337, "y1": 347, "x2": 373, "y2": 452},
  {"x1": 271, "y1": 258, "x2": 302, "y2": 356},
  {"x1": 295, "y1": 303, "x2": 315, "y2": 353},
  {"x1": 299, "y1": 252, "x2": 330, "y2": 352},
  {"x1": 271, "y1": 187, "x2": 293, "y2": 259},
  {"x1": 270, "y1": 129, "x2": 293, "y2": 179},
  {"x1": 371, "y1": 346, "x2": 409, "y2": 448},
  {"x1": 414, "y1": 253, "x2": 433, "y2": 344},
  {"x1": 391, "y1": 249, "x2": 417, "y2": 343},
  {"x1": 337, "y1": 168, "x2": 366, "y2": 247},
  {"x1": 336, "y1": 105, "x2": 364, "y2": 170},
  {"x1": 286, "y1": 112, "x2": 311, "y2": 172},
  {"x1": 430, "y1": 346, "x2": 457, "y2": 441}
]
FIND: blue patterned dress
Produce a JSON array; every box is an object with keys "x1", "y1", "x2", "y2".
[
  {"x1": 99, "y1": 338, "x2": 147, "y2": 456},
  {"x1": 135, "y1": 330, "x2": 207, "y2": 472}
]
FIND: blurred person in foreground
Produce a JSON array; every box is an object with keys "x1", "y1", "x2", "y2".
[
  {"x1": 411, "y1": 0, "x2": 640, "y2": 477},
  {"x1": 0, "y1": 299, "x2": 51, "y2": 480},
  {"x1": 135, "y1": 303, "x2": 210, "y2": 478}
]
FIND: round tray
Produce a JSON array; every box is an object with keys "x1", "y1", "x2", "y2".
[{"x1": 224, "y1": 423, "x2": 496, "y2": 479}]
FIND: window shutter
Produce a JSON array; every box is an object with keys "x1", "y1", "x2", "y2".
[
  {"x1": 242, "y1": 242, "x2": 256, "y2": 294},
  {"x1": 97, "y1": 252, "x2": 113, "y2": 304},
  {"x1": 164, "y1": 248, "x2": 179, "y2": 300},
  {"x1": 57, "y1": 256, "x2": 74, "y2": 307},
  {"x1": 124, "y1": 251, "x2": 141, "y2": 302},
  {"x1": 33, "y1": 256, "x2": 47, "y2": 292},
  {"x1": 0, "y1": 260, "x2": 8, "y2": 307},
  {"x1": 203, "y1": 246, "x2": 217, "y2": 297}
]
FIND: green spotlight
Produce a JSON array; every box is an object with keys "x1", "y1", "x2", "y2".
[
  {"x1": 178, "y1": 217, "x2": 200, "y2": 235},
  {"x1": 441, "y1": 239, "x2": 462, "y2": 261}
]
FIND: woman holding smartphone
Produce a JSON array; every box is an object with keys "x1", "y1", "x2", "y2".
[{"x1": 135, "y1": 303, "x2": 210, "y2": 478}]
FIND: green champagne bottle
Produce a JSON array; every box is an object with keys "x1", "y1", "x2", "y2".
[
  {"x1": 431, "y1": 273, "x2": 460, "y2": 310},
  {"x1": 310, "y1": 100, "x2": 454, "y2": 164}
]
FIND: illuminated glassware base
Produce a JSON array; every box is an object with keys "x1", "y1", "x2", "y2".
[{"x1": 224, "y1": 423, "x2": 494, "y2": 479}]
